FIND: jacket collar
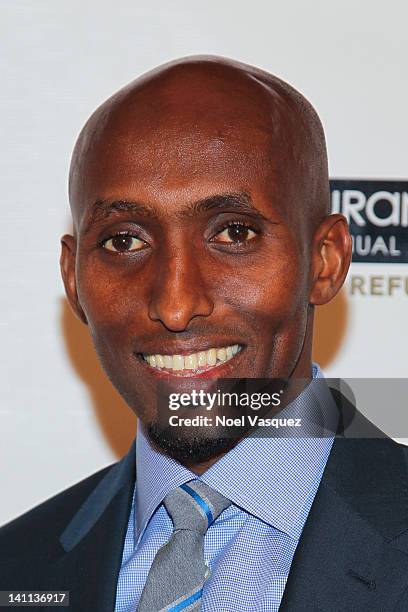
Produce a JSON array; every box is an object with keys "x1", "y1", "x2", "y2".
[
  {"x1": 51, "y1": 440, "x2": 136, "y2": 612},
  {"x1": 59, "y1": 438, "x2": 136, "y2": 553}
]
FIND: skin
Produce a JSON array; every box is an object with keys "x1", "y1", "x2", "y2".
[{"x1": 60, "y1": 56, "x2": 352, "y2": 473}]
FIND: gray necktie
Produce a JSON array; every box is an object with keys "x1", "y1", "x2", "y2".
[{"x1": 137, "y1": 479, "x2": 231, "y2": 612}]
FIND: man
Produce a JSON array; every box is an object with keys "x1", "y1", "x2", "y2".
[{"x1": 1, "y1": 56, "x2": 408, "y2": 611}]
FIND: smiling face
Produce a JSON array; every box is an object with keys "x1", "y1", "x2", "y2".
[{"x1": 61, "y1": 58, "x2": 351, "y2": 468}]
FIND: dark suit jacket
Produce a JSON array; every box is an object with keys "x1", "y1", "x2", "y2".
[{"x1": 1, "y1": 391, "x2": 408, "y2": 611}]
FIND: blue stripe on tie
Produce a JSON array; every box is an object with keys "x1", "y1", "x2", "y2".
[
  {"x1": 168, "y1": 588, "x2": 203, "y2": 611},
  {"x1": 180, "y1": 483, "x2": 213, "y2": 525}
]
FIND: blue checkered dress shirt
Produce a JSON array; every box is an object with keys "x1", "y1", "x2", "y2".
[{"x1": 115, "y1": 364, "x2": 336, "y2": 611}]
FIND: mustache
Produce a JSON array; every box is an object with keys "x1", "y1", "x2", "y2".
[{"x1": 134, "y1": 322, "x2": 248, "y2": 345}]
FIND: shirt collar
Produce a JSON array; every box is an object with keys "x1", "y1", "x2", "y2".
[{"x1": 135, "y1": 363, "x2": 337, "y2": 544}]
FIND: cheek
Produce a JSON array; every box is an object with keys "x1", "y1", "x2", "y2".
[
  {"x1": 75, "y1": 257, "x2": 150, "y2": 349},
  {"x1": 214, "y1": 247, "x2": 307, "y2": 327},
  {"x1": 211, "y1": 246, "x2": 310, "y2": 376},
  {"x1": 75, "y1": 260, "x2": 152, "y2": 409}
]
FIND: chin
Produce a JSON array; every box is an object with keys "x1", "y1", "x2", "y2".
[{"x1": 146, "y1": 420, "x2": 245, "y2": 465}]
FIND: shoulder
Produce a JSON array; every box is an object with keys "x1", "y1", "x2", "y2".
[
  {"x1": 0, "y1": 462, "x2": 116, "y2": 555},
  {"x1": 324, "y1": 433, "x2": 408, "y2": 540},
  {"x1": 0, "y1": 440, "x2": 136, "y2": 591},
  {"x1": 328, "y1": 429, "x2": 408, "y2": 479}
]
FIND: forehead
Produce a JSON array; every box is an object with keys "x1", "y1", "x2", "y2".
[
  {"x1": 70, "y1": 68, "x2": 304, "y2": 229},
  {"x1": 89, "y1": 129, "x2": 273, "y2": 204}
]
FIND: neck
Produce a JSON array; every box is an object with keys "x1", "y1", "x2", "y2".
[{"x1": 183, "y1": 447, "x2": 236, "y2": 476}]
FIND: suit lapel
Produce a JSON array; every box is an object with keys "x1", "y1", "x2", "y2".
[
  {"x1": 281, "y1": 425, "x2": 408, "y2": 611},
  {"x1": 49, "y1": 440, "x2": 136, "y2": 612}
]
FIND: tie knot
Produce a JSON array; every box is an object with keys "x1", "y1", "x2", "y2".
[{"x1": 163, "y1": 480, "x2": 230, "y2": 535}]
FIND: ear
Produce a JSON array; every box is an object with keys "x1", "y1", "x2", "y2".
[
  {"x1": 60, "y1": 234, "x2": 88, "y2": 324},
  {"x1": 309, "y1": 214, "x2": 352, "y2": 305}
]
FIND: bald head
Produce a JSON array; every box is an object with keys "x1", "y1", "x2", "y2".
[{"x1": 68, "y1": 55, "x2": 329, "y2": 237}]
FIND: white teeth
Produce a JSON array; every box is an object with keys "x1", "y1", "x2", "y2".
[
  {"x1": 142, "y1": 344, "x2": 242, "y2": 371},
  {"x1": 185, "y1": 353, "x2": 198, "y2": 369},
  {"x1": 197, "y1": 352, "x2": 207, "y2": 367},
  {"x1": 207, "y1": 348, "x2": 217, "y2": 366},
  {"x1": 173, "y1": 355, "x2": 184, "y2": 371},
  {"x1": 217, "y1": 348, "x2": 227, "y2": 362}
]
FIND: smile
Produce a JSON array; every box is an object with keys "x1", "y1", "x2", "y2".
[{"x1": 141, "y1": 344, "x2": 242, "y2": 372}]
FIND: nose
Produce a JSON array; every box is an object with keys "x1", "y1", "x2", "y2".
[{"x1": 148, "y1": 247, "x2": 214, "y2": 332}]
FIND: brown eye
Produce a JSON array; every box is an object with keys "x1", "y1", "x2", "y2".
[
  {"x1": 102, "y1": 234, "x2": 146, "y2": 252},
  {"x1": 213, "y1": 223, "x2": 257, "y2": 244}
]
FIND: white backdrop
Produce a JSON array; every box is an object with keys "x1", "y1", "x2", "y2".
[{"x1": 1, "y1": 0, "x2": 407, "y2": 526}]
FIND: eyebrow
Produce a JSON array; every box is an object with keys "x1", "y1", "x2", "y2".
[
  {"x1": 184, "y1": 193, "x2": 269, "y2": 220},
  {"x1": 83, "y1": 192, "x2": 271, "y2": 233},
  {"x1": 83, "y1": 199, "x2": 156, "y2": 233}
]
